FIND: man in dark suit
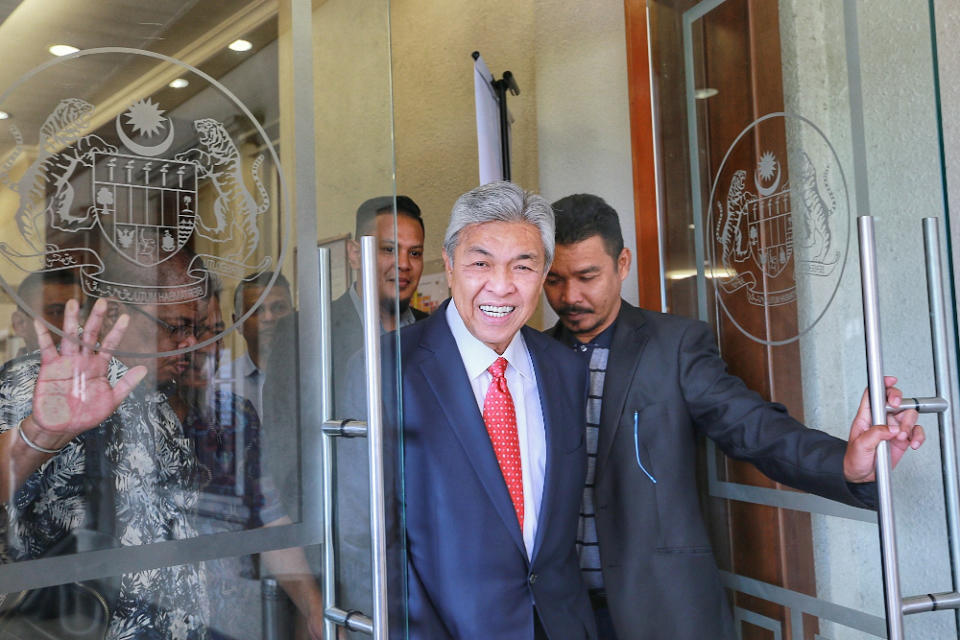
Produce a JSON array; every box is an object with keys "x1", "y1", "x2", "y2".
[
  {"x1": 542, "y1": 194, "x2": 925, "y2": 640},
  {"x1": 331, "y1": 194, "x2": 427, "y2": 410},
  {"x1": 396, "y1": 181, "x2": 596, "y2": 638}
]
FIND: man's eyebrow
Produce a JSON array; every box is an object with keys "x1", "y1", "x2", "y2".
[
  {"x1": 513, "y1": 252, "x2": 540, "y2": 262},
  {"x1": 464, "y1": 246, "x2": 493, "y2": 257},
  {"x1": 574, "y1": 265, "x2": 601, "y2": 275}
]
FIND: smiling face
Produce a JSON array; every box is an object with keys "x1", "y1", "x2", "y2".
[
  {"x1": 374, "y1": 212, "x2": 424, "y2": 312},
  {"x1": 444, "y1": 221, "x2": 547, "y2": 354},
  {"x1": 544, "y1": 235, "x2": 630, "y2": 343}
]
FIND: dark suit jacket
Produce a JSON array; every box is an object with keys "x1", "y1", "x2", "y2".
[
  {"x1": 396, "y1": 300, "x2": 597, "y2": 639},
  {"x1": 551, "y1": 301, "x2": 875, "y2": 640},
  {"x1": 331, "y1": 290, "x2": 428, "y2": 414}
]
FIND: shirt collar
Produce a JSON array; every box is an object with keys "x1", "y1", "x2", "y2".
[
  {"x1": 557, "y1": 316, "x2": 617, "y2": 350},
  {"x1": 446, "y1": 299, "x2": 533, "y2": 382},
  {"x1": 237, "y1": 351, "x2": 261, "y2": 378}
]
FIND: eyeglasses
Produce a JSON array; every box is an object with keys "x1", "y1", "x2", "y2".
[{"x1": 126, "y1": 304, "x2": 197, "y2": 343}]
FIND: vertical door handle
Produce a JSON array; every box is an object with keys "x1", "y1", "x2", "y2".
[
  {"x1": 317, "y1": 246, "x2": 337, "y2": 640},
  {"x1": 858, "y1": 215, "x2": 904, "y2": 640},
  {"x1": 317, "y1": 237, "x2": 390, "y2": 638},
  {"x1": 360, "y1": 235, "x2": 390, "y2": 640},
  {"x1": 858, "y1": 216, "x2": 960, "y2": 634}
]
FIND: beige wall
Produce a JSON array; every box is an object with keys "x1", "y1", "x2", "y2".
[
  {"x1": 391, "y1": 0, "x2": 539, "y2": 268},
  {"x1": 390, "y1": 0, "x2": 638, "y2": 325}
]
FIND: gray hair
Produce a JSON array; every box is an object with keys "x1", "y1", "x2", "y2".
[{"x1": 443, "y1": 181, "x2": 555, "y2": 266}]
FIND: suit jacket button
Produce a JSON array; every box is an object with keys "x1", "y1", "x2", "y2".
[{"x1": 529, "y1": 573, "x2": 538, "y2": 584}]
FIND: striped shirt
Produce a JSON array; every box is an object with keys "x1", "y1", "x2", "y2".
[{"x1": 560, "y1": 321, "x2": 617, "y2": 590}]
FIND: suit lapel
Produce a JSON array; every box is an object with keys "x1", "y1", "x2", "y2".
[
  {"x1": 524, "y1": 328, "x2": 561, "y2": 564},
  {"x1": 415, "y1": 309, "x2": 527, "y2": 558},
  {"x1": 596, "y1": 304, "x2": 649, "y2": 479}
]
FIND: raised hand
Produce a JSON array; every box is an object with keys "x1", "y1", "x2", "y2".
[
  {"x1": 843, "y1": 376, "x2": 925, "y2": 483},
  {"x1": 27, "y1": 298, "x2": 147, "y2": 449}
]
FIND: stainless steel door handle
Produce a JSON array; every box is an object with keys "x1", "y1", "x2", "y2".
[
  {"x1": 360, "y1": 235, "x2": 389, "y2": 640},
  {"x1": 858, "y1": 216, "x2": 904, "y2": 639},
  {"x1": 318, "y1": 237, "x2": 389, "y2": 639},
  {"x1": 858, "y1": 216, "x2": 960, "y2": 637}
]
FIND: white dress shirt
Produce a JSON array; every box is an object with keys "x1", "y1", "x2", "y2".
[{"x1": 446, "y1": 301, "x2": 546, "y2": 557}]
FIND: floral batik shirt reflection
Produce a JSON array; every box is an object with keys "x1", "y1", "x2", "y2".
[{"x1": 0, "y1": 353, "x2": 210, "y2": 640}]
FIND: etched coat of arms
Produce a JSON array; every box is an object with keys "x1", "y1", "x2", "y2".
[
  {"x1": 0, "y1": 96, "x2": 273, "y2": 305},
  {"x1": 707, "y1": 112, "x2": 850, "y2": 345},
  {"x1": 714, "y1": 149, "x2": 840, "y2": 307}
]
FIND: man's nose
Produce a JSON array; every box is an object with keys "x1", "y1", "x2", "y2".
[
  {"x1": 560, "y1": 280, "x2": 580, "y2": 305},
  {"x1": 397, "y1": 250, "x2": 411, "y2": 272},
  {"x1": 179, "y1": 333, "x2": 198, "y2": 348},
  {"x1": 485, "y1": 266, "x2": 517, "y2": 295}
]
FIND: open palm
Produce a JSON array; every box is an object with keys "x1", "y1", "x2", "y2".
[{"x1": 31, "y1": 298, "x2": 146, "y2": 440}]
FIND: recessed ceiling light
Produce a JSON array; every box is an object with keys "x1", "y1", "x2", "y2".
[
  {"x1": 168, "y1": 78, "x2": 189, "y2": 89},
  {"x1": 694, "y1": 88, "x2": 719, "y2": 100},
  {"x1": 228, "y1": 39, "x2": 252, "y2": 52},
  {"x1": 49, "y1": 44, "x2": 79, "y2": 57},
  {"x1": 0, "y1": 111, "x2": 9, "y2": 120}
]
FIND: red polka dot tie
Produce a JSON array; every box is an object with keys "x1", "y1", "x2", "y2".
[{"x1": 483, "y1": 356, "x2": 524, "y2": 530}]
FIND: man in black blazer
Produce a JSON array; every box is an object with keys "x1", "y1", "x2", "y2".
[{"x1": 542, "y1": 194, "x2": 926, "y2": 640}]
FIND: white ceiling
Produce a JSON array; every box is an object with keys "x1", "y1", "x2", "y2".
[{"x1": 0, "y1": 0, "x2": 270, "y2": 155}]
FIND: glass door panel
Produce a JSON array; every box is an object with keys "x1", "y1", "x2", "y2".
[
  {"x1": 0, "y1": 0, "x2": 405, "y2": 638},
  {"x1": 650, "y1": 0, "x2": 956, "y2": 637}
]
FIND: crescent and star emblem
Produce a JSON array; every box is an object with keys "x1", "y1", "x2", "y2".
[{"x1": 116, "y1": 98, "x2": 175, "y2": 157}]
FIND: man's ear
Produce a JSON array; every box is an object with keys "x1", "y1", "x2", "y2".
[
  {"x1": 617, "y1": 247, "x2": 632, "y2": 281},
  {"x1": 347, "y1": 237, "x2": 362, "y2": 272}
]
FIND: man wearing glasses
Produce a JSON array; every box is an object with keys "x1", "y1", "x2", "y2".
[{"x1": 0, "y1": 249, "x2": 213, "y2": 639}]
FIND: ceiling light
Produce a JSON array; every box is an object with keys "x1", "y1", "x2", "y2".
[
  {"x1": 228, "y1": 39, "x2": 252, "y2": 52},
  {"x1": 168, "y1": 78, "x2": 189, "y2": 89},
  {"x1": 0, "y1": 111, "x2": 9, "y2": 120},
  {"x1": 49, "y1": 44, "x2": 79, "y2": 57},
  {"x1": 694, "y1": 88, "x2": 719, "y2": 100}
]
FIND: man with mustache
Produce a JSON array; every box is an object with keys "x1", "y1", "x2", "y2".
[{"x1": 542, "y1": 193, "x2": 925, "y2": 640}]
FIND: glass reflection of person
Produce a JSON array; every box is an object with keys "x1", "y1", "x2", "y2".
[
  {"x1": 0, "y1": 250, "x2": 212, "y2": 639},
  {"x1": 332, "y1": 196, "x2": 427, "y2": 412},
  {"x1": 9, "y1": 270, "x2": 84, "y2": 357},
  {"x1": 220, "y1": 271, "x2": 293, "y2": 418},
  {"x1": 172, "y1": 285, "x2": 324, "y2": 640}
]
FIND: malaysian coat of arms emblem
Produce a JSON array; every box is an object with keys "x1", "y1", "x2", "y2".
[
  {"x1": 715, "y1": 149, "x2": 840, "y2": 308},
  {"x1": 0, "y1": 96, "x2": 274, "y2": 306}
]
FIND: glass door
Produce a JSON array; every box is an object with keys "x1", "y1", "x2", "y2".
[
  {"x1": 650, "y1": 0, "x2": 957, "y2": 638},
  {"x1": 0, "y1": 1, "x2": 406, "y2": 639}
]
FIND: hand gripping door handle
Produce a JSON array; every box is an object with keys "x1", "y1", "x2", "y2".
[
  {"x1": 858, "y1": 217, "x2": 960, "y2": 637},
  {"x1": 318, "y1": 238, "x2": 388, "y2": 638}
]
